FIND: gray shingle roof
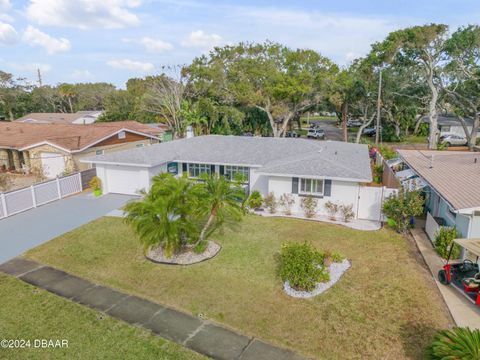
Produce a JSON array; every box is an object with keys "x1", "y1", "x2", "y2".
[{"x1": 84, "y1": 135, "x2": 372, "y2": 182}]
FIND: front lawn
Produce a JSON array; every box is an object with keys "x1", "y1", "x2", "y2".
[
  {"x1": 25, "y1": 215, "x2": 452, "y2": 359},
  {"x1": 0, "y1": 273, "x2": 205, "y2": 360}
]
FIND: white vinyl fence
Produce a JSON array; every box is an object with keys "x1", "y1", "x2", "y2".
[
  {"x1": 0, "y1": 173, "x2": 82, "y2": 219},
  {"x1": 357, "y1": 186, "x2": 398, "y2": 221}
]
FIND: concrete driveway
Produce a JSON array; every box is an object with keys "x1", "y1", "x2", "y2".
[{"x1": 0, "y1": 192, "x2": 136, "y2": 264}]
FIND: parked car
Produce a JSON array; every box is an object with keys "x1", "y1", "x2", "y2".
[
  {"x1": 347, "y1": 119, "x2": 363, "y2": 127},
  {"x1": 362, "y1": 126, "x2": 382, "y2": 136},
  {"x1": 307, "y1": 128, "x2": 325, "y2": 139},
  {"x1": 286, "y1": 131, "x2": 300, "y2": 138},
  {"x1": 439, "y1": 134, "x2": 468, "y2": 147}
]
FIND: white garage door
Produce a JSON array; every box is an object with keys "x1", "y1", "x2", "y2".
[
  {"x1": 40, "y1": 152, "x2": 66, "y2": 178},
  {"x1": 105, "y1": 166, "x2": 148, "y2": 195}
]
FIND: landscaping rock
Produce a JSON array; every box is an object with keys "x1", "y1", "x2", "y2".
[
  {"x1": 146, "y1": 241, "x2": 221, "y2": 265},
  {"x1": 284, "y1": 259, "x2": 351, "y2": 298}
]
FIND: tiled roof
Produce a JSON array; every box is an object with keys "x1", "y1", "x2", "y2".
[
  {"x1": 398, "y1": 149, "x2": 480, "y2": 210},
  {"x1": 0, "y1": 121, "x2": 161, "y2": 152},
  {"x1": 85, "y1": 135, "x2": 373, "y2": 182}
]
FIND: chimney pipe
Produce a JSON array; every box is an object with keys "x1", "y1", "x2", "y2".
[{"x1": 429, "y1": 155, "x2": 434, "y2": 169}]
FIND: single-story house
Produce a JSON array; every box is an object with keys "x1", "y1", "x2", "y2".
[
  {"x1": 398, "y1": 149, "x2": 480, "y2": 240},
  {"x1": 15, "y1": 111, "x2": 104, "y2": 125},
  {"x1": 82, "y1": 135, "x2": 378, "y2": 219},
  {"x1": 0, "y1": 121, "x2": 162, "y2": 178},
  {"x1": 423, "y1": 113, "x2": 475, "y2": 138}
]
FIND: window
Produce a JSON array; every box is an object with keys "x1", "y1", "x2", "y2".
[
  {"x1": 118, "y1": 131, "x2": 126, "y2": 139},
  {"x1": 95, "y1": 149, "x2": 104, "y2": 156},
  {"x1": 188, "y1": 163, "x2": 211, "y2": 178},
  {"x1": 224, "y1": 166, "x2": 249, "y2": 182},
  {"x1": 300, "y1": 178, "x2": 324, "y2": 196}
]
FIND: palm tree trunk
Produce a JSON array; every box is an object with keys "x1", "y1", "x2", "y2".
[{"x1": 198, "y1": 208, "x2": 216, "y2": 244}]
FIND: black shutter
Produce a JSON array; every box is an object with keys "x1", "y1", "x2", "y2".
[
  {"x1": 182, "y1": 163, "x2": 187, "y2": 173},
  {"x1": 211, "y1": 164, "x2": 216, "y2": 174},
  {"x1": 324, "y1": 180, "x2": 332, "y2": 196},
  {"x1": 219, "y1": 165, "x2": 225, "y2": 176},
  {"x1": 292, "y1": 177, "x2": 299, "y2": 194}
]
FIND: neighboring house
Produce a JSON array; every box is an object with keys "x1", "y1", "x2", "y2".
[
  {"x1": 83, "y1": 135, "x2": 377, "y2": 220},
  {"x1": 15, "y1": 111, "x2": 104, "y2": 125},
  {"x1": 423, "y1": 113, "x2": 475, "y2": 138},
  {"x1": 398, "y1": 149, "x2": 480, "y2": 241},
  {"x1": 0, "y1": 121, "x2": 162, "y2": 178}
]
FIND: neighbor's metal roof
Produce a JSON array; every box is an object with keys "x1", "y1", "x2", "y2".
[
  {"x1": 455, "y1": 238, "x2": 480, "y2": 256},
  {"x1": 398, "y1": 149, "x2": 480, "y2": 211},
  {"x1": 84, "y1": 135, "x2": 372, "y2": 182}
]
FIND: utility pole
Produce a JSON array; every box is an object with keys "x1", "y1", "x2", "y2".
[
  {"x1": 375, "y1": 69, "x2": 382, "y2": 145},
  {"x1": 37, "y1": 68, "x2": 43, "y2": 87}
]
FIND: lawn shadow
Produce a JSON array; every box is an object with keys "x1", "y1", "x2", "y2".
[{"x1": 399, "y1": 321, "x2": 437, "y2": 359}]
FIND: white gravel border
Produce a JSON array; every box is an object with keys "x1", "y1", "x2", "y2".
[
  {"x1": 284, "y1": 259, "x2": 351, "y2": 298},
  {"x1": 146, "y1": 241, "x2": 221, "y2": 265}
]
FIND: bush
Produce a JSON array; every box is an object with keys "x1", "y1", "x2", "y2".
[
  {"x1": 435, "y1": 227, "x2": 460, "y2": 259},
  {"x1": 279, "y1": 242, "x2": 329, "y2": 292},
  {"x1": 0, "y1": 173, "x2": 13, "y2": 192},
  {"x1": 89, "y1": 176, "x2": 102, "y2": 191},
  {"x1": 340, "y1": 204, "x2": 355, "y2": 222},
  {"x1": 382, "y1": 190, "x2": 424, "y2": 233},
  {"x1": 324, "y1": 201, "x2": 339, "y2": 220},
  {"x1": 263, "y1": 192, "x2": 278, "y2": 213},
  {"x1": 246, "y1": 191, "x2": 263, "y2": 210},
  {"x1": 279, "y1": 193, "x2": 295, "y2": 215},
  {"x1": 373, "y1": 164, "x2": 383, "y2": 184},
  {"x1": 377, "y1": 144, "x2": 397, "y2": 160},
  {"x1": 300, "y1": 196, "x2": 318, "y2": 218},
  {"x1": 426, "y1": 327, "x2": 480, "y2": 359}
]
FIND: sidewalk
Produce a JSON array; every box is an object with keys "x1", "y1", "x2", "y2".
[
  {"x1": 410, "y1": 227, "x2": 480, "y2": 329},
  {"x1": 0, "y1": 258, "x2": 306, "y2": 360}
]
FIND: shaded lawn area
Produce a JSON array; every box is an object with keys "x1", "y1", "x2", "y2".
[
  {"x1": 0, "y1": 274, "x2": 205, "y2": 360},
  {"x1": 25, "y1": 215, "x2": 452, "y2": 359}
]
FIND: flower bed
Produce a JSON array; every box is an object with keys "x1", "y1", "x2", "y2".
[{"x1": 146, "y1": 241, "x2": 221, "y2": 265}]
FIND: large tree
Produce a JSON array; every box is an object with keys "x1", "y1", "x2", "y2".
[{"x1": 185, "y1": 42, "x2": 338, "y2": 137}]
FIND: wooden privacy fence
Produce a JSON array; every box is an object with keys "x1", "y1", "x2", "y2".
[{"x1": 0, "y1": 170, "x2": 93, "y2": 219}]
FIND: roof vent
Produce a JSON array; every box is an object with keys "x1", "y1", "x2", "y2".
[
  {"x1": 429, "y1": 154, "x2": 434, "y2": 169},
  {"x1": 475, "y1": 158, "x2": 478, "y2": 164}
]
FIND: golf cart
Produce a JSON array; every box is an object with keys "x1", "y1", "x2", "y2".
[{"x1": 438, "y1": 238, "x2": 480, "y2": 305}]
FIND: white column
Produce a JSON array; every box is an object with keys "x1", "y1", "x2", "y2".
[
  {"x1": 56, "y1": 177, "x2": 62, "y2": 199},
  {"x1": 31, "y1": 185, "x2": 37, "y2": 207},
  {"x1": 1, "y1": 193, "x2": 7, "y2": 217}
]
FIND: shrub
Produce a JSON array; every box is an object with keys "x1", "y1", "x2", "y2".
[
  {"x1": 435, "y1": 227, "x2": 460, "y2": 259},
  {"x1": 323, "y1": 250, "x2": 345, "y2": 266},
  {"x1": 279, "y1": 242, "x2": 329, "y2": 292},
  {"x1": 377, "y1": 144, "x2": 397, "y2": 160},
  {"x1": 246, "y1": 190, "x2": 263, "y2": 210},
  {"x1": 382, "y1": 190, "x2": 424, "y2": 233},
  {"x1": 426, "y1": 327, "x2": 480, "y2": 359},
  {"x1": 340, "y1": 204, "x2": 355, "y2": 222},
  {"x1": 373, "y1": 164, "x2": 383, "y2": 184},
  {"x1": 263, "y1": 192, "x2": 278, "y2": 213},
  {"x1": 89, "y1": 176, "x2": 102, "y2": 191},
  {"x1": 324, "y1": 201, "x2": 339, "y2": 220},
  {"x1": 279, "y1": 193, "x2": 295, "y2": 215},
  {"x1": 300, "y1": 196, "x2": 318, "y2": 218}
]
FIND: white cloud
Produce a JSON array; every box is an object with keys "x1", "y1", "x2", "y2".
[
  {"x1": 140, "y1": 37, "x2": 173, "y2": 53},
  {"x1": 26, "y1": 0, "x2": 142, "y2": 29},
  {"x1": 107, "y1": 59, "x2": 154, "y2": 72},
  {"x1": 23, "y1": 26, "x2": 71, "y2": 54},
  {"x1": 181, "y1": 30, "x2": 223, "y2": 49},
  {"x1": 0, "y1": 0, "x2": 10, "y2": 11},
  {"x1": 0, "y1": 21, "x2": 17, "y2": 45},
  {"x1": 71, "y1": 69, "x2": 94, "y2": 81},
  {"x1": 9, "y1": 62, "x2": 52, "y2": 73}
]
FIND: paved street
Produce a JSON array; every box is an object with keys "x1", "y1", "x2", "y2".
[{"x1": 0, "y1": 192, "x2": 135, "y2": 264}]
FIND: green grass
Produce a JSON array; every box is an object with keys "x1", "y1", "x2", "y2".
[
  {"x1": 0, "y1": 273, "x2": 205, "y2": 360},
  {"x1": 25, "y1": 216, "x2": 452, "y2": 359}
]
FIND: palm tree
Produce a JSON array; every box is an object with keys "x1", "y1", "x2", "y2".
[
  {"x1": 195, "y1": 173, "x2": 245, "y2": 245},
  {"x1": 426, "y1": 327, "x2": 480, "y2": 359},
  {"x1": 58, "y1": 84, "x2": 77, "y2": 113},
  {"x1": 124, "y1": 174, "x2": 198, "y2": 257}
]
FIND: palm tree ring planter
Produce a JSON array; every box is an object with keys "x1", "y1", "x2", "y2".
[
  {"x1": 283, "y1": 259, "x2": 351, "y2": 298},
  {"x1": 145, "y1": 241, "x2": 221, "y2": 265}
]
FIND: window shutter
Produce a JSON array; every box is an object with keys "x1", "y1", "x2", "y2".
[
  {"x1": 182, "y1": 163, "x2": 187, "y2": 173},
  {"x1": 211, "y1": 164, "x2": 216, "y2": 173},
  {"x1": 292, "y1": 177, "x2": 299, "y2": 194},
  {"x1": 324, "y1": 180, "x2": 332, "y2": 196},
  {"x1": 219, "y1": 165, "x2": 225, "y2": 176}
]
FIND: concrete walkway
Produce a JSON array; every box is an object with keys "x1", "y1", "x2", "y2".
[
  {"x1": 0, "y1": 258, "x2": 306, "y2": 360},
  {"x1": 410, "y1": 227, "x2": 480, "y2": 329},
  {"x1": 0, "y1": 192, "x2": 135, "y2": 264}
]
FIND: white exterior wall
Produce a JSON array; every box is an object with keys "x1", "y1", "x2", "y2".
[
  {"x1": 266, "y1": 176, "x2": 360, "y2": 218},
  {"x1": 250, "y1": 169, "x2": 269, "y2": 195}
]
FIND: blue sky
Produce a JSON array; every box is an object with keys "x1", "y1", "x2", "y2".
[{"x1": 0, "y1": 0, "x2": 479, "y2": 87}]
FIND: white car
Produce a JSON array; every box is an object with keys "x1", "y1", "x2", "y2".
[
  {"x1": 440, "y1": 134, "x2": 468, "y2": 147},
  {"x1": 307, "y1": 128, "x2": 325, "y2": 139}
]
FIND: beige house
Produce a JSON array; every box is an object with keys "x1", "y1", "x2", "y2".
[{"x1": 0, "y1": 121, "x2": 164, "y2": 178}]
